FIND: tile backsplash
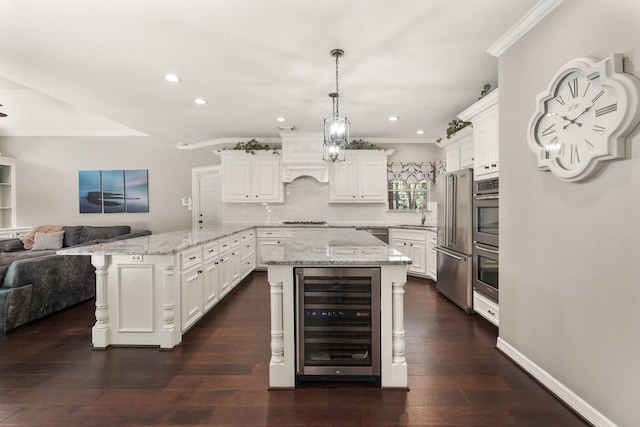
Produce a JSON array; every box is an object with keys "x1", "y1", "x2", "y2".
[{"x1": 221, "y1": 176, "x2": 437, "y2": 225}]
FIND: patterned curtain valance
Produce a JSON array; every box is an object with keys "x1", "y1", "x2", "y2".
[{"x1": 387, "y1": 160, "x2": 446, "y2": 184}]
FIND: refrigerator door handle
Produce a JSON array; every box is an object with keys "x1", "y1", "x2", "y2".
[
  {"x1": 445, "y1": 174, "x2": 456, "y2": 247},
  {"x1": 434, "y1": 247, "x2": 466, "y2": 261}
]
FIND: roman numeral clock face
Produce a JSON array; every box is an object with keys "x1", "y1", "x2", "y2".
[{"x1": 528, "y1": 55, "x2": 640, "y2": 182}]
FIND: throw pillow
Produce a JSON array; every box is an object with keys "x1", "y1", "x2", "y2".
[
  {"x1": 20, "y1": 225, "x2": 64, "y2": 249},
  {"x1": 30, "y1": 230, "x2": 65, "y2": 251},
  {"x1": 0, "y1": 238, "x2": 25, "y2": 252}
]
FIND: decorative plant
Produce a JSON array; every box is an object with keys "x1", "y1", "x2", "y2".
[
  {"x1": 345, "y1": 139, "x2": 378, "y2": 149},
  {"x1": 478, "y1": 83, "x2": 492, "y2": 100},
  {"x1": 436, "y1": 83, "x2": 494, "y2": 142},
  {"x1": 436, "y1": 119, "x2": 472, "y2": 143},
  {"x1": 229, "y1": 138, "x2": 277, "y2": 154}
]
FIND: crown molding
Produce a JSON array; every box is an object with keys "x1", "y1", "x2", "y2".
[
  {"x1": 176, "y1": 134, "x2": 438, "y2": 149},
  {"x1": 0, "y1": 129, "x2": 147, "y2": 137},
  {"x1": 487, "y1": 0, "x2": 564, "y2": 58}
]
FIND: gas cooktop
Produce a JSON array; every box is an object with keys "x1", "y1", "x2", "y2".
[{"x1": 281, "y1": 220, "x2": 327, "y2": 225}]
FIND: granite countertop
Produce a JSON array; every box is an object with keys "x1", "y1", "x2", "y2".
[
  {"x1": 58, "y1": 224, "x2": 256, "y2": 256},
  {"x1": 263, "y1": 229, "x2": 411, "y2": 266},
  {"x1": 58, "y1": 222, "x2": 434, "y2": 257}
]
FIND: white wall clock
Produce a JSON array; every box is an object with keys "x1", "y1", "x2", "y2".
[{"x1": 528, "y1": 54, "x2": 640, "y2": 182}]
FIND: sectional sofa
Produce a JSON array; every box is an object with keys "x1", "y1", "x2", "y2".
[{"x1": 0, "y1": 225, "x2": 151, "y2": 334}]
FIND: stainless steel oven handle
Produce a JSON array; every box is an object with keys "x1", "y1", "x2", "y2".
[
  {"x1": 473, "y1": 194, "x2": 499, "y2": 200},
  {"x1": 434, "y1": 247, "x2": 465, "y2": 261},
  {"x1": 474, "y1": 243, "x2": 499, "y2": 254}
]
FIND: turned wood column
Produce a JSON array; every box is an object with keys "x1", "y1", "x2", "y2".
[
  {"x1": 91, "y1": 255, "x2": 110, "y2": 349},
  {"x1": 269, "y1": 279, "x2": 284, "y2": 364},
  {"x1": 160, "y1": 264, "x2": 177, "y2": 349},
  {"x1": 392, "y1": 280, "x2": 406, "y2": 365}
]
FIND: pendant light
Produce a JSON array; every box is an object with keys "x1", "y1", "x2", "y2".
[{"x1": 323, "y1": 49, "x2": 349, "y2": 162}]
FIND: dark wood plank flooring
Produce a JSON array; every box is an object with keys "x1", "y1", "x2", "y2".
[{"x1": 0, "y1": 272, "x2": 589, "y2": 426}]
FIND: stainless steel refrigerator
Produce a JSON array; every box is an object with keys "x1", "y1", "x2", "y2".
[{"x1": 435, "y1": 168, "x2": 474, "y2": 312}]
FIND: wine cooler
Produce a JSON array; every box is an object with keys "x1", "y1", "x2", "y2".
[{"x1": 295, "y1": 267, "x2": 381, "y2": 381}]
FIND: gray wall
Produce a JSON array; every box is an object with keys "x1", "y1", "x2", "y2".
[
  {"x1": 0, "y1": 136, "x2": 214, "y2": 233},
  {"x1": 499, "y1": 0, "x2": 640, "y2": 425}
]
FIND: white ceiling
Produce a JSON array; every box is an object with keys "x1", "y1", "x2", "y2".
[{"x1": 0, "y1": 0, "x2": 539, "y2": 147}]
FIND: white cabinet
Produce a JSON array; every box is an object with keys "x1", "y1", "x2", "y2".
[
  {"x1": 202, "y1": 241, "x2": 220, "y2": 311},
  {"x1": 426, "y1": 229, "x2": 437, "y2": 281},
  {"x1": 389, "y1": 228, "x2": 427, "y2": 276},
  {"x1": 473, "y1": 290, "x2": 499, "y2": 326},
  {"x1": 256, "y1": 228, "x2": 282, "y2": 269},
  {"x1": 458, "y1": 89, "x2": 499, "y2": 180},
  {"x1": 218, "y1": 151, "x2": 283, "y2": 202},
  {"x1": 217, "y1": 237, "x2": 232, "y2": 298},
  {"x1": 180, "y1": 247, "x2": 204, "y2": 332},
  {"x1": 239, "y1": 229, "x2": 256, "y2": 279},
  {"x1": 329, "y1": 150, "x2": 387, "y2": 203},
  {"x1": 436, "y1": 127, "x2": 473, "y2": 173}
]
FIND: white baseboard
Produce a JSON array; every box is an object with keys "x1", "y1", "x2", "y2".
[{"x1": 496, "y1": 337, "x2": 615, "y2": 427}]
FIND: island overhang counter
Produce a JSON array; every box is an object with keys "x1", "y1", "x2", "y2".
[{"x1": 263, "y1": 228, "x2": 411, "y2": 389}]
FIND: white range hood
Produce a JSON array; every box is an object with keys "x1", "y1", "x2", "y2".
[{"x1": 280, "y1": 133, "x2": 329, "y2": 183}]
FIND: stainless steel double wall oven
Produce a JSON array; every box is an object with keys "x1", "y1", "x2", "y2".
[{"x1": 472, "y1": 178, "x2": 499, "y2": 302}]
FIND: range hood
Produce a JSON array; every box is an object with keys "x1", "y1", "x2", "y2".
[{"x1": 280, "y1": 133, "x2": 329, "y2": 183}]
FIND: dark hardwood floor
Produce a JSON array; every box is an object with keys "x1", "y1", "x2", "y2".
[{"x1": 0, "y1": 272, "x2": 589, "y2": 426}]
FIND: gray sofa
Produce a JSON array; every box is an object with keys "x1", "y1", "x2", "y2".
[{"x1": 0, "y1": 225, "x2": 151, "y2": 334}]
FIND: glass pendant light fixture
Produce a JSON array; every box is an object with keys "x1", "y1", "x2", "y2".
[{"x1": 323, "y1": 48, "x2": 349, "y2": 162}]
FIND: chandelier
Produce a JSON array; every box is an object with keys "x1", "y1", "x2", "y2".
[{"x1": 323, "y1": 48, "x2": 349, "y2": 162}]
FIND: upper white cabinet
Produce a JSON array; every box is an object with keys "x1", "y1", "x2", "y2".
[
  {"x1": 329, "y1": 150, "x2": 388, "y2": 203},
  {"x1": 436, "y1": 127, "x2": 473, "y2": 172},
  {"x1": 458, "y1": 89, "x2": 499, "y2": 180},
  {"x1": 217, "y1": 151, "x2": 283, "y2": 202}
]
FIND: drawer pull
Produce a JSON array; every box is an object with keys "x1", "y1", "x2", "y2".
[
  {"x1": 189, "y1": 256, "x2": 197, "y2": 261},
  {"x1": 487, "y1": 310, "x2": 496, "y2": 316}
]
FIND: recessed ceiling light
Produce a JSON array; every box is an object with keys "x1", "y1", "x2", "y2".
[
  {"x1": 388, "y1": 116, "x2": 400, "y2": 121},
  {"x1": 276, "y1": 117, "x2": 286, "y2": 122},
  {"x1": 164, "y1": 74, "x2": 182, "y2": 83},
  {"x1": 416, "y1": 130, "x2": 425, "y2": 135},
  {"x1": 194, "y1": 98, "x2": 207, "y2": 105}
]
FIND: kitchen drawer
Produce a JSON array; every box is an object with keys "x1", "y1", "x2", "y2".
[
  {"x1": 426, "y1": 230, "x2": 437, "y2": 245},
  {"x1": 257, "y1": 228, "x2": 282, "y2": 239},
  {"x1": 240, "y1": 239, "x2": 255, "y2": 260},
  {"x1": 218, "y1": 237, "x2": 231, "y2": 254},
  {"x1": 240, "y1": 229, "x2": 255, "y2": 241},
  {"x1": 181, "y1": 247, "x2": 202, "y2": 270},
  {"x1": 229, "y1": 233, "x2": 242, "y2": 249},
  {"x1": 390, "y1": 228, "x2": 426, "y2": 242},
  {"x1": 473, "y1": 290, "x2": 499, "y2": 326},
  {"x1": 203, "y1": 241, "x2": 219, "y2": 260}
]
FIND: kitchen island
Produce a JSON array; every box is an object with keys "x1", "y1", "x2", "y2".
[{"x1": 263, "y1": 228, "x2": 411, "y2": 389}]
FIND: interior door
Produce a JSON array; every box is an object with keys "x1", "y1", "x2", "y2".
[{"x1": 192, "y1": 166, "x2": 221, "y2": 229}]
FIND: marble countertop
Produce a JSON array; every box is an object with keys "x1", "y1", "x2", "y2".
[
  {"x1": 58, "y1": 224, "x2": 256, "y2": 256},
  {"x1": 58, "y1": 222, "x2": 434, "y2": 257},
  {"x1": 262, "y1": 229, "x2": 411, "y2": 266}
]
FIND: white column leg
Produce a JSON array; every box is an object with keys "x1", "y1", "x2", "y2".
[
  {"x1": 269, "y1": 279, "x2": 284, "y2": 364},
  {"x1": 91, "y1": 255, "x2": 110, "y2": 349},
  {"x1": 387, "y1": 277, "x2": 408, "y2": 388},
  {"x1": 160, "y1": 264, "x2": 179, "y2": 349},
  {"x1": 392, "y1": 281, "x2": 406, "y2": 364}
]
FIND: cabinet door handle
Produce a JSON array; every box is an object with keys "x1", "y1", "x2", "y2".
[
  {"x1": 214, "y1": 261, "x2": 219, "y2": 265},
  {"x1": 197, "y1": 270, "x2": 203, "y2": 274},
  {"x1": 491, "y1": 163, "x2": 497, "y2": 168},
  {"x1": 189, "y1": 256, "x2": 197, "y2": 261},
  {"x1": 484, "y1": 165, "x2": 490, "y2": 170}
]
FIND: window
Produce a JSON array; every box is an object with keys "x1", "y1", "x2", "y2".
[
  {"x1": 387, "y1": 162, "x2": 434, "y2": 211},
  {"x1": 388, "y1": 180, "x2": 428, "y2": 210}
]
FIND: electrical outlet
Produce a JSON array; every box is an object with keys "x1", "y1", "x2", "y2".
[{"x1": 130, "y1": 254, "x2": 143, "y2": 262}]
